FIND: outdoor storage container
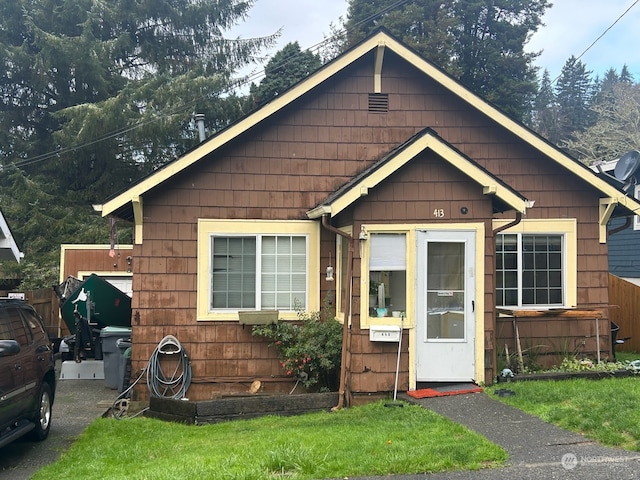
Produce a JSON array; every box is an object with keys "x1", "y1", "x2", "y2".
[{"x1": 101, "y1": 326, "x2": 132, "y2": 389}]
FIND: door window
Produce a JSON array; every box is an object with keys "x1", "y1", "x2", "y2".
[{"x1": 426, "y1": 242, "x2": 465, "y2": 339}]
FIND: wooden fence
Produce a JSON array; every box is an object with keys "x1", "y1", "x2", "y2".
[
  {"x1": 608, "y1": 274, "x2": 640, "y2": 353},
  {"x1": 1, "y1": 287, "x2": 61, "y2": 338}
]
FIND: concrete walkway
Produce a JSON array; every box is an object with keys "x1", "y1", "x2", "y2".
[{"x1": 350, "y1": 391, "x2": 640, "y2": 479}]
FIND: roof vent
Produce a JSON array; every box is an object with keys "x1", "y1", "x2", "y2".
[{"x1": 368, "y1": 93, "x2": 389, "y2": 113}]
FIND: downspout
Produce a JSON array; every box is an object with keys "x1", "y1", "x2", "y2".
[
  {"x1": 608, "y1": 216, "x2": 632, "y2": 236},
  {"x1": 493, "y1": 211, "x2": 523, "y2": 378},
  {"x1": 321, "y1": 214, "x2": 353, "y2": 410},
  {"x1": 493, "y1": 211, "x2": 522, "y2": 235}
]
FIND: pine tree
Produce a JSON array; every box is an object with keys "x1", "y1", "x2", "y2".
[
  {"x1": 0, "y1": 0, "x2": 276, "y2": 203},
  {"x1": 555, "y1": 56, "x2": 595, "y2": 145},
  {"x1": 532, "y1": 69, "x2": 560, "y2": 143},
  {"x1": 247, "y1": 42, "x2": 323, "y2": 108}
]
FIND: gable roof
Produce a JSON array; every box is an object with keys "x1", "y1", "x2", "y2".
[
  {"x1": 97, "y1": 29, "x2": 640, "y2": 223},
  {"x1": 306, "y1": 128, "x2": 531, "y2": 219},
  {"x1": 0, "y1": 208, "x2": 23, "y2": 263}
]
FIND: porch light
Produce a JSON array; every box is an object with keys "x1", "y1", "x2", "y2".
[
  {"x1": 326, "y1": 264, "x2": 334, "y2": 282},
  {"x1": 358, "y1": 225, "x2": 368, "y2": 241}
]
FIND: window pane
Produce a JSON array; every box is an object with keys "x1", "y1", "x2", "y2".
[
  {"x1": 496, "y1": 233, "x2": 564, "y2": 307},
  {"x1": 427, "y1": 243, "x2": 464, "y2": 290},
  {"x1": 504, "y1": 289, "x2": 518, "y2": 306},
  {"x1": 549, "y1": 253, "x2": 562, "y2": 269},
  {"x1": 261, "y1": 235, "x2": 307, "y2": 311},
  {"x1": 211, "y1": 237, "x2": 256, "y2": 309}
]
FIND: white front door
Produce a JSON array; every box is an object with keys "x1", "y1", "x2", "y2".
[{"x1": 415, "y1": 230, "x2": 476, "y2": 382}]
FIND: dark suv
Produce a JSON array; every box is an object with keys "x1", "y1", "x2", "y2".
[{"x1": 0, "y1": 299, "x2": 56, "y2": 448}]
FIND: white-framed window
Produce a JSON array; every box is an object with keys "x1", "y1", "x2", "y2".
[
  {"x1": 211, "y1": 235, "x2": 307, "y2": 310},
  {"x1": 197, "y1": 220, "x2": 320, "y2": 321},
  {"x1": 494, "y1": 218, "x2": 577, "y2": 309},
  {"x1": 496, "y1": 233, "x2": 563, "y2": 307}
]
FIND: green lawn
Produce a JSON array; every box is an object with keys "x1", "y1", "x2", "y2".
[
  {"x1": 33, "y1": 401, "x2": 506, "y2": 480},
  {"x1": 488, "y1": 374, "x2": 640, "y2": 451}
]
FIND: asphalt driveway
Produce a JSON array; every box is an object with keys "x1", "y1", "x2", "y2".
[{"x1": 0, "y1": 363, "x2": 118, "y2": 480}]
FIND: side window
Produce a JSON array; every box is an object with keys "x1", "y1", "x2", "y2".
[
  {"x1": 369, "y1": 233, "x2": 407, "y2": 317},
  {"x1": 496, "y1": 233, "x2": 564, "y2": 307},
  {"x1": 0, "y1": 311, "x2": 11, "y2": 340},
  {"x1": 21, "y1": 309, "x2": 45, "y2": 338},
  {"x1": 6, "y1": 308, "x2": 31, "y2": 347}
]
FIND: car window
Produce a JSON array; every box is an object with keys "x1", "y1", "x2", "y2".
[
  {"x1": 22, "y1": 310, "x2": 45, "y2": 337},
  {"x1": 5, "y1": 308, "x2": 30, "y2": 346},
  {"x1": 0, "y1": 316, "x2": 10, "y2": 340}
]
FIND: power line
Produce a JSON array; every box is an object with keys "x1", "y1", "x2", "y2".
[
  {"x1": 551, "y1": 0, "x2": 640, "y2": 84},
  {"x1": 7, "y1": 0, "x2": 413, "y2": 170}
]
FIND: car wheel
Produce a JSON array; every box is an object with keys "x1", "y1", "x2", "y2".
[{"x1": 28, "y1": 382, "x2": 52, "y2": 442}]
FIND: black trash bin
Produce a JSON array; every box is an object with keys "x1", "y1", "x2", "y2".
[{"x1": 611, "y1": 321, "x2": 621, "y2": 361}]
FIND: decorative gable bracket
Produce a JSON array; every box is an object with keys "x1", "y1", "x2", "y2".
[{"x1": 599, "y1": 197, "x2": 618, "y2": 243}]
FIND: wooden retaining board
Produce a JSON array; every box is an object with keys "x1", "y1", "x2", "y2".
[{"x1": 147, "y1": 392, "x2": 340, "y2": 425}]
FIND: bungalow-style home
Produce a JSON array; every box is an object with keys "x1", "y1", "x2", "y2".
[{"x1": 96, "y1": 29, "x2": 640, "y2": 404}]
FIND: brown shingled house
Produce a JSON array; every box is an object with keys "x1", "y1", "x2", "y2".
[{"x1": 96, "y1": 29, "x2": 640, "y2": 404}]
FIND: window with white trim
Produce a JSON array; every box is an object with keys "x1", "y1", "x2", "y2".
[
  {"x1": 496, "y1": 233, "x2": 563, "y2": 307},
  {"x1": 211, "y1": 235, "x2": 307, "y2": 311}
]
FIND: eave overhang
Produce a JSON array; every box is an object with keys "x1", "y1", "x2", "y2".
[{"x1": 97, "y1": 29, "x2": 640, "y2": 224}]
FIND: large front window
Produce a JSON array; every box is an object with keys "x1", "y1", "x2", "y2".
[
  {"x1": 211, "y1": 235, "x2": 307, "y2": 311},
  {"x1": 197, "y1": 220, "x2": 320, "y2": 321},
  {"x1": 496, "y1": 233, "x2": 564, "y2": 307}
]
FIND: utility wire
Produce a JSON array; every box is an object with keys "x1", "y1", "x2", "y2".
[
  {"x1": 7, "y1": 0, "x2": 413, "y2": 170},
  {"x1": 551, "y1": 0, "x2": 640, "y2": 84}
]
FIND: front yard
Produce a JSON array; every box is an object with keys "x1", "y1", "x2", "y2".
[{"x1": 32, "y1": 401, "x2": 506, "y2": 480}]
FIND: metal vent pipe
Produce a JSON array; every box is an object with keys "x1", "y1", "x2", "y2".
[{"x1": 195, "y1": 113, "x2": 206, "y2": 142}]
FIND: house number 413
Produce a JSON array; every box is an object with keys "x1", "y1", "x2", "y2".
[{"x1": 433, "y1": 208, "x2": 445, "y2": 218}]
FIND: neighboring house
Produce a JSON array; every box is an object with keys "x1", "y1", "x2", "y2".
[
  {"x1": 57, "y1": 244, "x2": 134, "y2": 336},
  {"x1": 96, "y1": 29, "x2": 640, "y2": 403},
  {"x1": 0, "y1": 208, "x2": 23, "y2": 264},
  {"x1": 591, "y1": 158, "x2": 640, "y2": 285}
]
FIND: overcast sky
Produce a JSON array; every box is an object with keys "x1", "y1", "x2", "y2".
[{"x1": 228, "y1": 0, "x2": 640, "y2": 83}]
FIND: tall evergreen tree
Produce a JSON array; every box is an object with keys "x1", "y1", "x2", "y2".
[
  {"x1": 337, "y1": 0, "x2": 551, "y2": 121},
  {"x1": 0, "y1": 0, "x2": 276, "y2": 287},
  {"x1": 532, "y1": 69, "x2": 560, "y2": 143},
  {"x1": 247, "y1": 42, "x2": 323, "y2": 108},
  {"x1": 0, "y1": 0, "x2": 276, "y2": 203},
  {"x1": 555, "y1": 56, "x2": 594, "y2": 146}
]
